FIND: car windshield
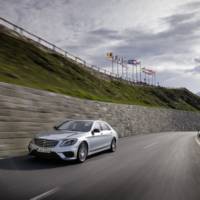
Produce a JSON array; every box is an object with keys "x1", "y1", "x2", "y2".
[{"x1": 56, "y1": 120, "x2": 93, "y2": 132}]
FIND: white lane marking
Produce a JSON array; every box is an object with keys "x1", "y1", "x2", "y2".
[
  {"x1": 195, "y1": 137, "x2": 200, "y2": 146},
  {"x1": 144, "y1": 142, "x2": 157, "y2": 149},
  {"x1": 30, "y1": 187, "x2": 59, "y2": 200}
]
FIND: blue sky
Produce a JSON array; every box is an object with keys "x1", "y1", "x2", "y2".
[{"x1": 1, "y1": 0, "x2": 200, "y2": 92}]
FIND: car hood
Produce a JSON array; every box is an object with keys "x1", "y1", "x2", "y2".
[{"x1": 35, "y1": 130, "x2": 87, "y2": 140}]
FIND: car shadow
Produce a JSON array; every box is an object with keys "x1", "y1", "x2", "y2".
[
  {"x1": 0, "y1": 155, "x2": 77, "y2": 171},
  {"x1": 0, "y1": 150, "x2": 112, "y2": 171}
]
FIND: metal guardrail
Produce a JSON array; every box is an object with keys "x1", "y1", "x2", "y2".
[{"x1": 0, "y1": 17, "x2": 155, "y2": 86}]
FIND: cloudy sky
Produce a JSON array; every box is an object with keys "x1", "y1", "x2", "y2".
[{"x1": 1, "y1": 0, "x2": 200, "y2": 92}]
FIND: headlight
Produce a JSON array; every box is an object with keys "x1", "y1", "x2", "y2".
[{"x1": 60, "y1": 139, "x2": 78, "y2": 147}]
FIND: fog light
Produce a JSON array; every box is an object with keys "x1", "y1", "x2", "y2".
[{"x1": 63, "y1": 151, "x2": 74, "y2": 157}]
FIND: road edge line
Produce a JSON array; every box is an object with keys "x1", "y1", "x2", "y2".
[
  {"x1": 30, "y1": 187, "x2": 59, "y2": 200},
  {"x1": 144, "y1": 142, "x2": 157, "y2": 149}
]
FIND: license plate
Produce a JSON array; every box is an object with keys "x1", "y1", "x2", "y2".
[{"x1": 37, "y1": 147, "x2": 51, "y2": 153}]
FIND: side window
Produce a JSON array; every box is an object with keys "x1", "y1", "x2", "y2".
[
  {"x1": 100, "y1": 122, "x2": 111, "y2": 131},
  {"x1": 93, "y1": 122, "x2": 101, "y2": 130}
]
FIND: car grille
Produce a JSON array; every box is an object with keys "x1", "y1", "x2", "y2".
[{"x1": 34, "y1": 138, "x2": 59, "y2": 148}]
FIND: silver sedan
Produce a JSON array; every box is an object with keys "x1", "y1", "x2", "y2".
[{"x1": 28, "y1": 120, "x2": 118, "y2": 162}]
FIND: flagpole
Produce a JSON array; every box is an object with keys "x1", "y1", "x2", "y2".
[
  {"x1": 136, "y1": 64, "x2": 138, "y2": 83},
  {"x1": 127, "y1": 63, "x2": 128, "y2": 80},
  {"x1": 148, "y1": 73, "x2": 150, "y2": 85},
  {"x1": 112, "y1": 56, "x2": 114, "y2": 74},
  {"x1": 125, "y1": 64, "x2": 126, "y2": 80},
  {"x1": 122, "y1": 57, "x2": 124, "y2": 79},
  {"x1": 139, "y1": 62, "x2": 141, "y2": 83},
  {"x1": 117, "y1": 58, "x2": 119, "y2": 77},
  {"x1": 124, "y1": 58, "x2": 127, "y2": 80},
  {"x1": 126, "y1": 63, "x2": 128, "y2": 80},
  {"x1": 148, "y1": 74, "x2": 150, "y2": 85},
  {"x1": 132, "y1": 64, "x2": 134, "y2": 83},
  {"x1": 125, "y1": 60, "x2": 126, "y2": 80},
  {"x1": 153, "y1": 73, "x2": 154, "y2": 86},
  {"x1": 145, "y1": 73, "x2": 147, "y2": 84}
]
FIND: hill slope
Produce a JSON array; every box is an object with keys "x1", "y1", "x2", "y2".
[{"x1": 0, "y1": 25, "x2": 200, "y2": 111}]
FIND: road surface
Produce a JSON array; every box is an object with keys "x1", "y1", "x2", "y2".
[{"x1": 0, "y1": 132, "x2": 200, "y2": 200}]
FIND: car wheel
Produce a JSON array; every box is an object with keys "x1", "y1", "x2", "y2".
[
  {"x1": 77, "y1": 142, "x2": 88, "y2": 163},
  {"x1": 110, "y1": 138, "x2": 117, "y2": 152}
]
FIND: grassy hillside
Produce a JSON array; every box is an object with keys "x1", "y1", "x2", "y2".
[{"x1": 0, "y1": 25, "x2": 200, "y2": 111}]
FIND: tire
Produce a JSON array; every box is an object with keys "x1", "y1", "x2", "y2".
[
  {"x1": 77, "y1": 142, "x2": 88, "y2": 163},
  {"x1": 110, "y1": 138, "x2": 117, "y2": 152}
]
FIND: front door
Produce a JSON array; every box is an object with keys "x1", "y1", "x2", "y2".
[{"x1": 87, "y1": 121, "x2": 105, "y2": 152}]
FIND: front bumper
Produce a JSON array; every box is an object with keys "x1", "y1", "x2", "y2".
[{"x1": 28, "y1": 143, "x2": 78, "y2": 160}]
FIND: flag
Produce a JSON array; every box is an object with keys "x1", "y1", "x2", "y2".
[
  {"x1": 128, "y1": 60, "x2": 133, "y2": 64},
  {"x1": 106, "y1": 52, "x2": 113, "y2": 59},
  {"x1": 142, "y1": 68, "x2": 155, "y2": 75},
  {"x1": 134, "y1": 60, "x2": 141, "y2": 65},
  {"x1": 142, "y1": 68, "x2": 150, "y2": 74},
  {"x1": 128, "y1": 59, "x2": 140, "y2": 65},
  {"x1": 148, "y1": 69, "x2": 156, "y2": 74},
  {"x1": 145, "y1": 68, "x2": 155, "y2": 74},
  {"x1": 114, "y1": 55, "x2": 118, "y2": 61}
]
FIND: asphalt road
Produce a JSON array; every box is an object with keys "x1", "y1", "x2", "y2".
[{"x1": 0, "y1": 132, "x2": 200, "y2": 200}]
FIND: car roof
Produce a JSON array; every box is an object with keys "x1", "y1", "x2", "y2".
[{"x1": 61, "y1": 119, "x2": 106, "y2": 123}]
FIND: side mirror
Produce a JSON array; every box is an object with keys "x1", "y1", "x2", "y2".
[{"x1": 92, "y1": 128, "x2": 100, "y2": 135}]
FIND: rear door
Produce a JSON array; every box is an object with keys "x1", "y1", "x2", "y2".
[{"x1": 100, "y1": 122, "x2": 113, "y2": 147}]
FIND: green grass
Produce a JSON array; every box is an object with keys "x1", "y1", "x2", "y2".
[{"x1": 0, "y1": 25, "x2": 200, "y2": 111}]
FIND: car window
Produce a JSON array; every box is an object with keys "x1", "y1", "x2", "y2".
[
  {"x1": 100, "y1": 122, "x2": 111, "y2": 130},
  {"x1": 57, "y1": 120, "x2": 93, "y2": 132},
  {"x1": 93, "y1": 122, "x2": 101, "y2": 130}
]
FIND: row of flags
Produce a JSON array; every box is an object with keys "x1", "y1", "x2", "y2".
[{"x1": 106, "y1": 52, "x2": 155, "y2": 75}]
